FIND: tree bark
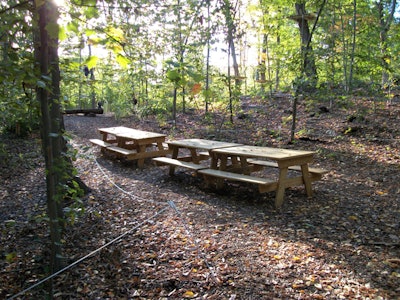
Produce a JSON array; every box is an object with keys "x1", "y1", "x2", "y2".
[
  {"x1": 36, "y1": 0, "x2": 64, "y2": 276},
  {"x1": 294, "y1": 3, "x2": 317, "y2": 86},
  {"x1": 222, "y1": 0, "x2": 241, "y2": 87},
  {"x1": 377, "y1": 0, "x2": 397, "y2": 87}
]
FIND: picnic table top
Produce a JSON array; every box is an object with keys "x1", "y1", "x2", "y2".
[
  {"x1": 98, "y1": 126, "x2": 166, "y2": 140},
  {"x1": 211, "y1": 145, "x2": 315, "y2": 161},
  {"x1": 166, "y1": 138, "x2": 242, "y2": 150}
]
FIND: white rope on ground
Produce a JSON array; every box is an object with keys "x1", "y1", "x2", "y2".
[
  {"x1": 6, "y1": 206, "x2": 170, "y2": 300},
  {"x1": 7, "y1": 147, "x2": 219, "y2": 299},
  {"x1": 91, "y1": 153, "x2": 169, "y2": 205},
  {"x1": 91, "y1": 149, "x2": 220, "y2": 283}
]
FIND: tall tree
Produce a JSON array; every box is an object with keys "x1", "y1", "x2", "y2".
[
  {"x1": 291, "y1": 2, "x2": 318, "y2": 88},
  {"x1": 220, "y1": 0, "x2": 241, "y2": 86},
  {"x1": 376, "y1": 0, "x2": 397, "y2": 87},
  {"x1": 289, "y1": 0, "x2": 326, "y2": 142},
  {"x1": 35, "y1": 0, "x2": 65, "y2": 275}
]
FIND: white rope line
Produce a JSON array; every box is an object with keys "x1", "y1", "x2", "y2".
[
  {"x1": 91, "y1": 153, "x2": 219, "y2": 281},
  {"x1": 6, "y1": 206, "x2": 170, "y2": 300},
  {"x1": 91, "y1": 148, "x2": 219, "y2": 282},
  {"x1": 87, "y1": 148, "x2": 168, "y2": 205},
  {"x1": 93, "y1": 156, "x2": 168, "y2": 205},
  {"x1": 7, "y1": 147, "x2": 219, "y2": 299}
]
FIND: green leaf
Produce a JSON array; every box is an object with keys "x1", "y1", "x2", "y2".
[
  {"x1": 66, "y1": 21, "x2": 80, "y2": 34},
  {"x1": 85, "y1": 29, "x2": 97, "y2": 37},
  {"x1": 116, "y1": 54, "x2": 130, "y2": 68},
  {"x1": 59, "y1": 25, "x2": 67, "y2": 41},
  {"x1": 166, "y1": 69, "x2": 181, "y2": 82},
  {"x1": 106, "y1": 26, "x2": 125, "y2": 43},
  {"x1": 81, "y1": 0, "x2": 97, "y2": 5},
  {"x1": 84, "y1": 6, "x2": 100, "y2": 19},
  {"x1": 85, "y1": 56, "x2": 98, "y2": 69}
]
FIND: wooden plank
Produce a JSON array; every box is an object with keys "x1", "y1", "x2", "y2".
[
  {"x1": 198, "y1": 169, "x2": 275, "y2": 186},
  {"x1": 126, "y1": 149, "x2": 171, "y2": 160},
  {"x1": 106, "y1": 146, "x2": 136, "y2": 156},
  {"x1": 151, "y1": 142, "x2": 169, "y2": 149},
  {"x1": 152, "y1": 157, "x2": 208, "y2": 171},
  {"x1": 248, "y1": 159, "x2": 328, "y2": 175},
  {"x1": 89, "y1": 139, "x2": 112, "y2": 148},
  {"x1": 198, "y1": 151, "x2": 210, "y2": 159}
]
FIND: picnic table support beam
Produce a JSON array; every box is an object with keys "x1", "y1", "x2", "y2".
[
  {"x1": 275, "y1": 168, "x2": 288, "y2": 209},
  {"x1": 169, "y1": 146, "x2": 179, "y2": 175},
  {"x1": 301, "y1": 164, "x2": 313, "y2": 197}
]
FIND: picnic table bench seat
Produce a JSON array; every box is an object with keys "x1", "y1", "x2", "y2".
[
  {"x1": 91, "y1": 138, "x2": 170, "y2": 160},
  {"x1": 247, "y1": 159, "x2": 328, "y2": 179},
  {"x1": 152, "y1": 157, "x2": 209, "y2": 171},
  {"x1": 90, "y1": 138, "x2": 112, "y2": 148},
  {"x1": 198, "y1": 168, "x2": 277, "y2": 192},
  {"x1": 90, "y1": 138, "x2": 136, "y2": 156}
]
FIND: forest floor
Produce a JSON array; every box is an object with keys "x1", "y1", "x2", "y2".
[{"x1": 1, "y1": 95, "x2": 400, "y2": 299}]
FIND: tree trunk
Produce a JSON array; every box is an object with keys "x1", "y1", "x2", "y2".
[
  {"x1": 348, "y1": 0, "x2": 357, "y2": 93},
  {"x1": 222, "y1": 0, "x2": 241, "y2": 87},
  {"x1": 228, "y1": 41, "x2": 233, "y2": 123},
  {"x1": 259, "y1": 33, "x2": 267, "y2": 95},
  {"x1": 294, "y1": 3, "x2": 317, "y2": 87},
  {"x1": 205, "y1": 0, "x2": 211, "y2": 113},
  {"x1": 377, "y1": 0, "x2": 397, "y2": 88},
  {"x1": 275, "y1": 31, "x2": 281, "y2": 91},
  {"x1": 36, "y1": 0, "x2": 64, "y2": 277},
  {"x1": 36, "y1": 0, "x2": 89, "y2": 276},
  {"x1": 339, "y1": 3, "x2": 349, "y2": 92}
]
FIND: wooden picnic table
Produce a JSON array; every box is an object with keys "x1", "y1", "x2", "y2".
[
  {"x1": 90, "y1": 126, "x2": 170, "y2": 168},
  {"x1": 198, "y1": 145, "x2": 327, "y2": 209},
  {"x1": 152, "y1": 138, "x2": 242, "y2": 175}
]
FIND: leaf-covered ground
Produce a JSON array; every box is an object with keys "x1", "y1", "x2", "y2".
[{"x1": 1, "y1": 96, "x2": 399, "y2": 299}]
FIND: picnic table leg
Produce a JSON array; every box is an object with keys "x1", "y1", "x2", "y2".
[
  {"x1": 210, "y1": 152, "x2": 218, "y2": 169},
  {"x1": 190, "y1": 149, "x2": 199, "y2": 163},
  {"x1": 239, "y1": 156, "x2": 252, "y2": 175},
  {"x1": 137, "y1": 144, "x2": 146, "y2": 168},
  {"x1": 214, "y1": 155, "x2": 229, "y2": 189},
  {"x1": 169, "y1": 146, "x2": 179, "y2": 175},
  {"x1": 202, "y1": 153, "x2": 216, "y2": 189},
  {"x1": 275, "y1": 167, "x2": 288, "y2": 209},
  {"x1": 100, "y1": 132, "x2": 109, "y2": 153},
  {"x1": 301, "y1": 164, "x2": 313, "y2": 197},
  {"x1": 101, "y1": 132, "x2": 108, "y2": 142},
  {"x1": 156, "y1": 141, "x2": 164, "y2": 151}
]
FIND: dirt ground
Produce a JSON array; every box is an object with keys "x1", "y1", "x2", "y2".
[{"x1": 1, "y1": 96, "x2": 399, "y2": 299}]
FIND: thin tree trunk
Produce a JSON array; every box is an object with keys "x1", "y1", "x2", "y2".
[
  {"x1": 348, "y1": 0, "x2": 357, "y2": 92},
  {"x1": 275, "y1": 31, "x2": 280, "y2": 91},
  {"x1": 339, "y1": 4, "x2": 349, "y2": 92},
  {"x1": 290, "y1": 1, "x2": 326, "y2": 142},
  {"x1": 228, "y1": 42, "x2": 233, "y2": 123},
  {"x1": 259, "y1": 33, "x2": 267, "y2": 94},
  {"x1": 222, "y1": 0, "x2": 241, "y2": 87},
  {"x1": 205, "y1": 0, "x2": 211, "y2": 113},
  {"x1": 377, "y1": 0, "x2": 397, "y2": 87},
  {"x1": 294, "y1": 3, "x2": 317, "y2": 85},
  {"x1": 36, "y1": 0, "x2": 64, "y2": 277}
]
